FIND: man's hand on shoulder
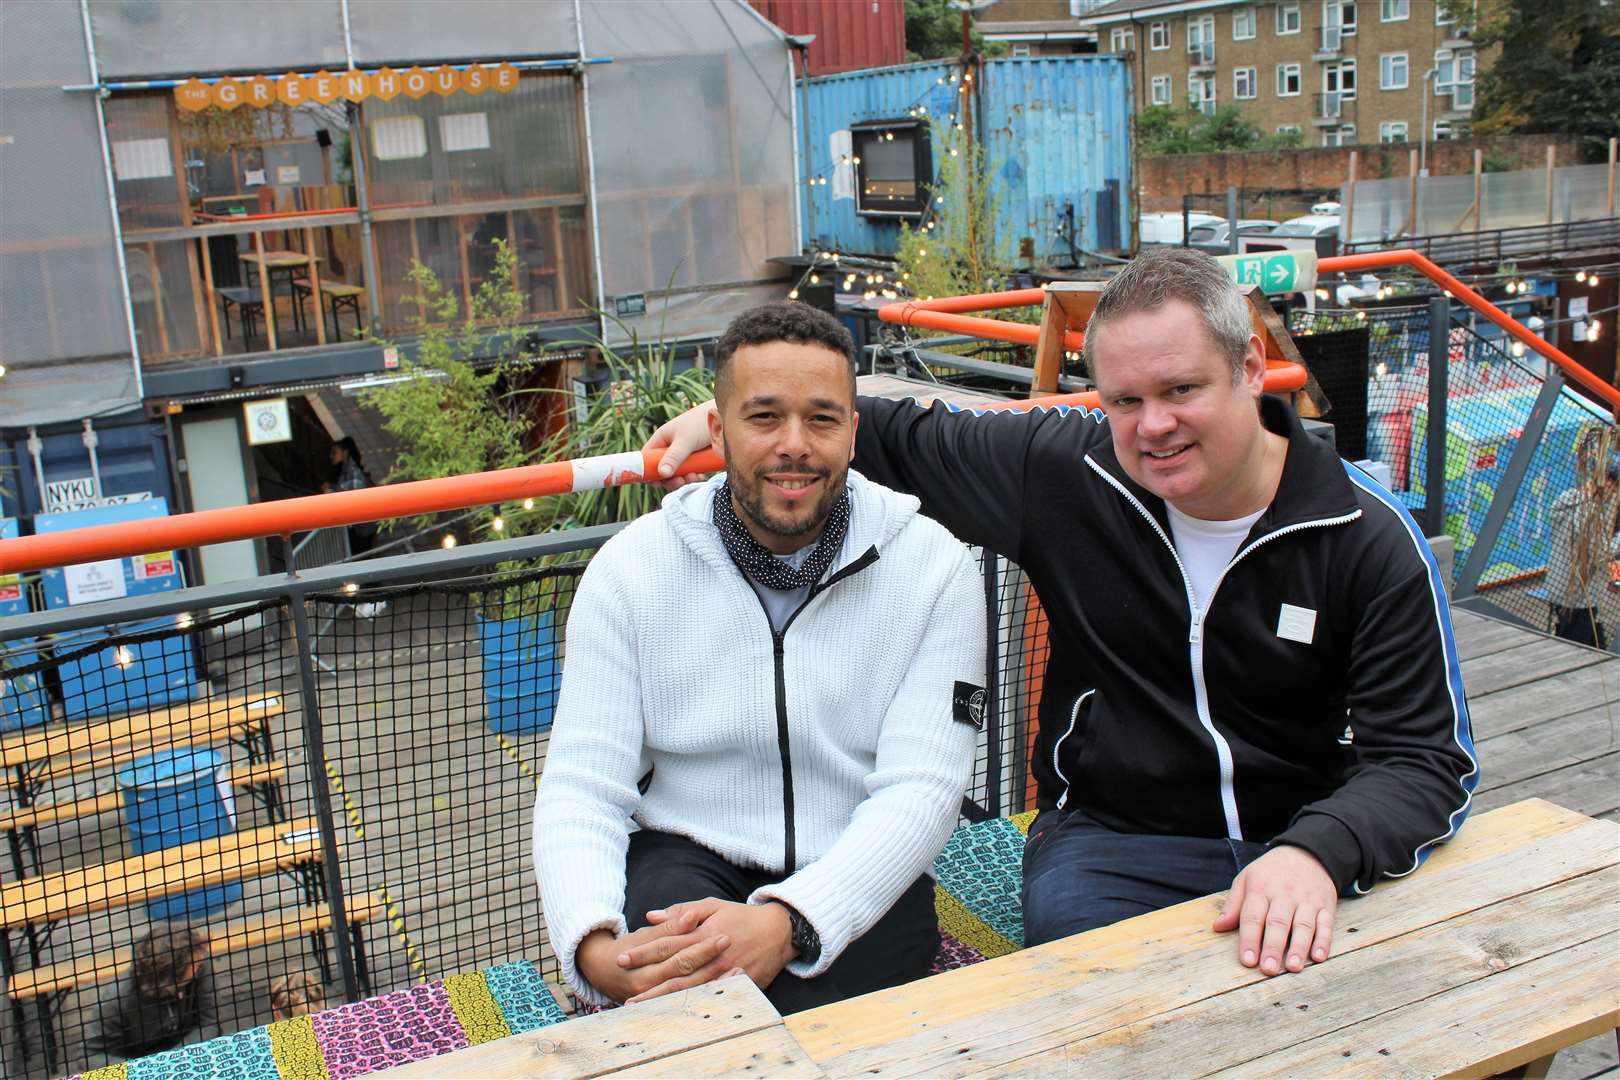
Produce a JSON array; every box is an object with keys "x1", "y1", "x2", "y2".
[
  {"x1": 574, "y1": 907, "x2": 733, "y2": 1004},
  {"x1": 622, "y1": 898, "x2": 797, "y2": 1003},
  {"x1": 1212, "y1": 845, "x2": 1337, "y2": 976}
]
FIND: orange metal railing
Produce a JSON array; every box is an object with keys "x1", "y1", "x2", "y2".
[{"x1": 2, "y1": 249, "x2": 1611, "y2": 577}]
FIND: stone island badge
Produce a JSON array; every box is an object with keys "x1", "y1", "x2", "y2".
[{"x1": 952, "y1": 681, "x2": 987, "y2": 730}]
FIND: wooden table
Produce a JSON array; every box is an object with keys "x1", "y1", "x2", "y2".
[
  {"x1": 238, "y1": 249, "x2": 325, "y2": 348},
  {"x1": 371, "y1": 798, "x2": 1618, "y2": 1079}
]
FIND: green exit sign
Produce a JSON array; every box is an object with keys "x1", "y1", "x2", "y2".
[{"x1": 1217, "y1": 250, "x2": 1319, "y2": 295}]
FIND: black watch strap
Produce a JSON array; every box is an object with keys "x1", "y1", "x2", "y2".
[{"x1": 771, "y1": 900, "x2": 820, "y2": 964}]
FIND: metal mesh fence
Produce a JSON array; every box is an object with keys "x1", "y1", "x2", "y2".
[{"x1": 0, "y1": 541, "x2": 1043, "y2": 1077}]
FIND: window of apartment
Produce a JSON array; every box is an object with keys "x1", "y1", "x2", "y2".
[
  {"x1": 1189, "y1": 73, "x2": 1217, "y2": 115},
  {"x1": 1234, "y1": 67, "x2": 1258, "y2": 99},
  {"x1": 1151, "y1": 75, "x2": 1174, "y2": 105},
  {"x1": 1435, "y1": 48, "x2": 1476, "y2": 109},
  {"x1": 1433, "y1": 119, "x2": 1454, "y2": 140},
  {"x1": 1110, "y1": 26, "x2": 1135, "y2": 52},
  {"x1": 1379, "y1": 120, "x2": 1409, "y2": 142},
  {"x1": 1232, "y1": 7, "x2": 1255, "y2": 39},
  {"x1": 1324, "y1": 0, "x2": 1358, "y2": 37},
  {"x1": 1150, "y1": 21, "x2": 1170, "y2": 49},
  {"x1": 1326, "y1": 59, "x2": 1357, "y2": 99},
  {"x1": 851, "y1": 120, "x2": 932, "y2": 218},
  {"x1": 1340, "y1": 1, "x2": 1357, "y2": 33},
  {"x1": 1010, "y1": 43, "x2": 1032, "y2": 57},
  {"x1": 1380, "y1": 52, "x2": 1408, "y2": 89},
  {"x1": 1435, "y1": 2, "x2": 1455, "y2": 23},
  {"x1": 1188, "y1": 15, "x2": 1215, "y2": 64},
  {"x1": 1277, "y1": 3, "x2": 1302, "y2": 34},
  {"x1": 1381, "y1": 0, "x2": 1408, "y2": 21},
  {"x1": 1323, "y1": 123, "x2": 1357, "y2": 147},
  {"x1": 1277, "y1": 123, "x2": 1303, "y2": 136},
  {"x1": 1277, "y1": 63, "x2": 1302, "y2": 96}
]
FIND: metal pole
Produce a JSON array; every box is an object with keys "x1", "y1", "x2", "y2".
[
  {"x1": 1226, "y1": 186, "x2": 1239, "y2": 253},
  {"x1": 788, "y1": 43, "x2": 809, "y2": 252},
  {"x1": 1452, "y1": 369, "x2": 1568, "y2": 600},
  {"x1": 573, "y1": 0, "x2": 609, "y2": 330},
  {"x1": 1425, "y1": 297, "x2": 1448, "y2": 539},
  {"x1": 346, "y1": 101, "x2": 383, "y2": 338},
  {"x1": 82, "y1": 419, "x2": 103, "y2": 499},
  {"x1": 285, "y1": 584, "x2": 361, "y2": 1003},
  {"x1": 79, "y1": 0, "x2": 145, "y2": 399},
  {"x1": 982, "y1": 554, "x2": 1002, "y2": 818}
]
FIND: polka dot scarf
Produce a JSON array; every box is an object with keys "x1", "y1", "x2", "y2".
[{"x1": 713, "y1": 480, "x2": 850, "y2": 590}]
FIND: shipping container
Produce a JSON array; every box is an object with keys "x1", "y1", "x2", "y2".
[
  {"x1": 803, "y1": 55, "x2": 1132, "y2": 262},
  {"x1": 748, "y1": 0, "x2": 906, "y2": 75}
]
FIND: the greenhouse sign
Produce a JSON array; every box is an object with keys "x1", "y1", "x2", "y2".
[{"x1": 174, "y1": 64, "x2": 522, "y2": 112}]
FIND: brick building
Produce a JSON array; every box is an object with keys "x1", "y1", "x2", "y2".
[
  {"x1": 974, "y1": 0, "x2": 1104, "y2": 56},
  {"x1": 1086, "y1": 0, "x2": 1488, "y2": 147}
]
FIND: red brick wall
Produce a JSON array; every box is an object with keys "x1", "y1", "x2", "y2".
[{"x1": 1138, "y1": 135, "x2": 1586, "y2": 213}]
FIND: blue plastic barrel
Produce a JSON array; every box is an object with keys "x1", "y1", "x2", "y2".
[
  {"x1": 118, "y1": 747, "x2": 242, "y2": 921},
  {"x1": 477, "y1": 611, "x2": 560, "y2": 735}
]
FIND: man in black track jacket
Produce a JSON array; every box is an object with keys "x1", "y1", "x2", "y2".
[{"x1": 651, "y1": 248, "x2": 1478, "y2": 979}]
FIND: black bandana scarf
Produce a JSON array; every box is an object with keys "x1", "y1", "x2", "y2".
[{"x1": 713, "y1": 480, "x2": 850, "y2": 590}]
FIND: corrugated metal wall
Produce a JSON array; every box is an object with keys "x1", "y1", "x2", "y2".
[
  {"x1": 747, "y1": 0, "x2": 906, "y2": 75},
  {"x1": 804, "y1": 56, "x2": 1132, "y2": 262}
]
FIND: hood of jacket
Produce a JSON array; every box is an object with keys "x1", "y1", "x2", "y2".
[{"x1": 660, "y1": 468, "x2": 920, "y2": 577}]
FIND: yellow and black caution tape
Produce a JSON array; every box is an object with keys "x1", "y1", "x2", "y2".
[
  {"x1": 323, "y1": 757, "x2": 429, "y2": 984},
  {"x1": 495, "y1": 733, "x2": 541, "y2": 790}
]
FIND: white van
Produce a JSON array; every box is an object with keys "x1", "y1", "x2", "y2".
[{"x1": 1139, "y1": 211, "x2": 1224, "y2": 246}]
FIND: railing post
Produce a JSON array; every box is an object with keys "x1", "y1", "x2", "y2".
[
  {"x1": 982, "y1": 553, "x2": 1002, "y2": 819},
  {"x1": 1425, "y1": 297, "x2": 1449, "y2": 540},
  {"x1": 285, "y1": 583, "x2": 361, "y2": 1004}
]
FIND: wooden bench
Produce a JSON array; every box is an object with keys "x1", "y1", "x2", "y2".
[
  {"x1": 0, "y1": 761, "x2": 286, "y2": 837},
  {"x1": 5, "y1": 896, "x2": 380, "y2": 1005}
]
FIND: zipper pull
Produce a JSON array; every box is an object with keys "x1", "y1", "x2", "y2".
[
  {"x1": 1188, "y1": 612, "x2": 1203, "y2": 647},
  {"x1": 773, "y1": 631, "x2": 785, "y2": 657}
]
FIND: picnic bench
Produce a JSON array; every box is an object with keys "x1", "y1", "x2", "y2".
[
  {"x1": 0, "y1": 694, "x2": 284, "y2": 877},
  {"x1": 1, "y1": 817, "x2": 328, "y2": 1072},
  {"x1": 359, "y1": 798, "x2": 1617, "y2": 1079}
]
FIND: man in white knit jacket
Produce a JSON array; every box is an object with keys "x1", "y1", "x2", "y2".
[{"x1": 533, "y1": 302, "x2": 984, "y2": 1014}]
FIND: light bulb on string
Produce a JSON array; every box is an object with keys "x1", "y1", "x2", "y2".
[{"x1": 1576, "y1": 270, "x2": 1588, "y2": 283}]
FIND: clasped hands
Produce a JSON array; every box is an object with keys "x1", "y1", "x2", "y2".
[{"x1": 575, "y1": 897, "x2": 796, "y2": 1005}]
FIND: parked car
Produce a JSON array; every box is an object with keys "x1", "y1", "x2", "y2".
[
  {"x1": 1139, "y1": 211, "x2": 1224, "y2": 246},
  {"x1": 1273, "y1": 213, "x2": 1341, "y2": 238},
  {"x1": 1187, "y1": 219, "x2": 1280, "y2": 247}
]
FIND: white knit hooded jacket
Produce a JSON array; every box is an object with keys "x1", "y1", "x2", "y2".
[{"x1": 532, "y1": 469, "x2": 984, "y2": 1004}]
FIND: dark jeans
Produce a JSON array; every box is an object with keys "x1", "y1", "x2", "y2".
[
  {"x1": 1020, "y1": 807, "x2": 1270, "y2": 947},
  {"x1": 1552, "y1": 604, "x2": 1608, "y2": 650},
  {"x1": 623, "y1": 829, "x2": 938, "y2": 1014}
]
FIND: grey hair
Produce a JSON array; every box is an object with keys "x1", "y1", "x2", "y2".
[{"x1": 1080, "y1": 247, "x2": 1254, "y2": 381}]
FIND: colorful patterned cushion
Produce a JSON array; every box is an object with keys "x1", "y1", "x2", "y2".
[{"x1": 929, "y1": 811, "x2": 1036, "y2": 967}]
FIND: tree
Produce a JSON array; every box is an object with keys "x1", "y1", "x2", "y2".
[
  {"x1": 1136, "y1": 103, "x2": 1301, "y2": 155},
  {"x1": 1454, "y1": 0, "x2": 1620, "y2": 161},
  {"x1": 904, "y1": 0, "x2": 1003, "y2": 61}
]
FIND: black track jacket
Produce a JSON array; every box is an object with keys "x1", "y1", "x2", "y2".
[{"x1": 855, "y1": 392, "x2": 1479, "y2": 894}]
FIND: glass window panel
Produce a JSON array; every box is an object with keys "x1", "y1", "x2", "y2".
[
  {"x1": 177, "y1": 101, "x2": 356, "y2": 215},
  {"x1": 104, "y1": 96, "x2": 185, "y2": 230},
  {"x1": 373, "y1": 115, "x2": 428, "y2": 161},
  {"x1": 363, "y1": 73, "x2": 583, "y2": 207},
  {"x1": 124, "y1": 239, "x2": 204, "y2": 362}
]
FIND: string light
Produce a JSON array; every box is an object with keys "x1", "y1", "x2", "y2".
[
  {"x1": 1590, "y1": 319, "x2": 1604, "y2": 341},
  {"x1": 522, "y1": 497, "x2": 534, "y2": 510},
  {"x1": 491, "y1": 516, "x2": 505, "y2": 533},
  {"x1": 175, "y1": 613, "x2": 194, "y2": 629},
  {"x1": 442, "y1": 534, "x2": 457, "y2": 549},
  {"x1": 1575, "y1": 270, "x2": 1587, "y2": 283},
  {"x1": 114, "y1": 646, "x2": 134, "y2": 669},
  {"x1": 788, "y1": 289, "x2": 799, "y2": 299},
  {"x1": 343, "y1": 582, "x2": 359, "y2": 596}
]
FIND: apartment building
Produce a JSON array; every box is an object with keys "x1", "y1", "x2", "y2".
[
  {"x1": 975, "y1": 0, "x2": 1105, "y2": 56},
  {"x1": 1087, "y1": 0, "x2": 1484, "y2": 147}
]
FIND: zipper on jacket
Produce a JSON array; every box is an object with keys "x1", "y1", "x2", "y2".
[
  {"x1": 749, "y1": 545, "x2": 881, "y2": 873},
  {"x1": 1084, "y1": 456, "x2": 1359, "y2": 841},
  {"x1": 1052, "y1": 689, "x2": 1093, "y2": 810}
]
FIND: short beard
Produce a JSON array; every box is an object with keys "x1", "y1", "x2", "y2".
[{"x1": 725, "y1": 456, "x2": 846, "y2": 546}]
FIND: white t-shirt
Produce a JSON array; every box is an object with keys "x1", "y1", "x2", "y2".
[{"x1": 1166, "y1": 503, "x2": 1265, "y2": 610}]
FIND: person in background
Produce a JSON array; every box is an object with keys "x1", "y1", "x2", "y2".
[
  {"x1": 85, "y1": 925, "x2": 218, "y2": 1067},
  {"x1": 325, "y1": 435, "x2": 385, "y2": 617},
  {"x1": 268, "y1": 970, "x2": 327, "y2": 1021},
  {"x1": 1547, "y1": 437, "x2": 1620, "y2": 649}
]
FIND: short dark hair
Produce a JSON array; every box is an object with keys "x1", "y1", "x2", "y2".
[
  {"x1": 713, "y1": 302, "x2": 856, "y2": 402},
  {"x1": 1081, "y1": 247, "x2": 1253, "y2": 382}
]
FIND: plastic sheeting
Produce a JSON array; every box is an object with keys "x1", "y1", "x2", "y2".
[
  {"x1": 88, "y1": 0, "x2": 347, "y2": 78},
  {"x1": 582, "y1": 0, "x2": 799, "y2": 345},
  {"x1": 1343, "y1": 163, "x2": 1618, "y2": 244},
  {"x1": 348, "y1": 0, "x2": 576, "y2": 66},
  {"x1": 0, "y1": 0, "x2": 137, "y2": 424}
]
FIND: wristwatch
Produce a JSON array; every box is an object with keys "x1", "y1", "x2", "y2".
[{"x1": 770, "y1": 900, "x2": 820, "y2": 964}]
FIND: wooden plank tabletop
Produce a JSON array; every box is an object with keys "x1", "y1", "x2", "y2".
[
  {"x1": 0, "y1": 817, "x2": 323, "y2": 929},
  {"x1": 782, "y1": 799, "x2": 1618, "y2": 1078},
  {"x1": 0, "y1": 694, "x2": 282, "y2": 769},
  {"x1": 369, "y1": 976, "x2": 784, "y2": 1079}
]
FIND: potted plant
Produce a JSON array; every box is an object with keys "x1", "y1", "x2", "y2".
[{"x1": 362, "y1": 243, "x2": 713, "y2": 734}]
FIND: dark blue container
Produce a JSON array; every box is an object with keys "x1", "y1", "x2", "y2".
[
  {"x1": 0, "y1": 646, "x2": 50, "y2": 733},
  {"x1": 59, "y1": 616, "x2": 196, "y2": 720},
  {"x1": 477, "y1": 610, "x2": 560, "y2": 735},
  {"x1": 118, "y1": 747, "x2": 242, "y2": 922}
]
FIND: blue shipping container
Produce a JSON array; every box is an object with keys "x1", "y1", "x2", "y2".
[{"x1": 803, "y1": 56, "x2": 1132, "y2": 261}]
